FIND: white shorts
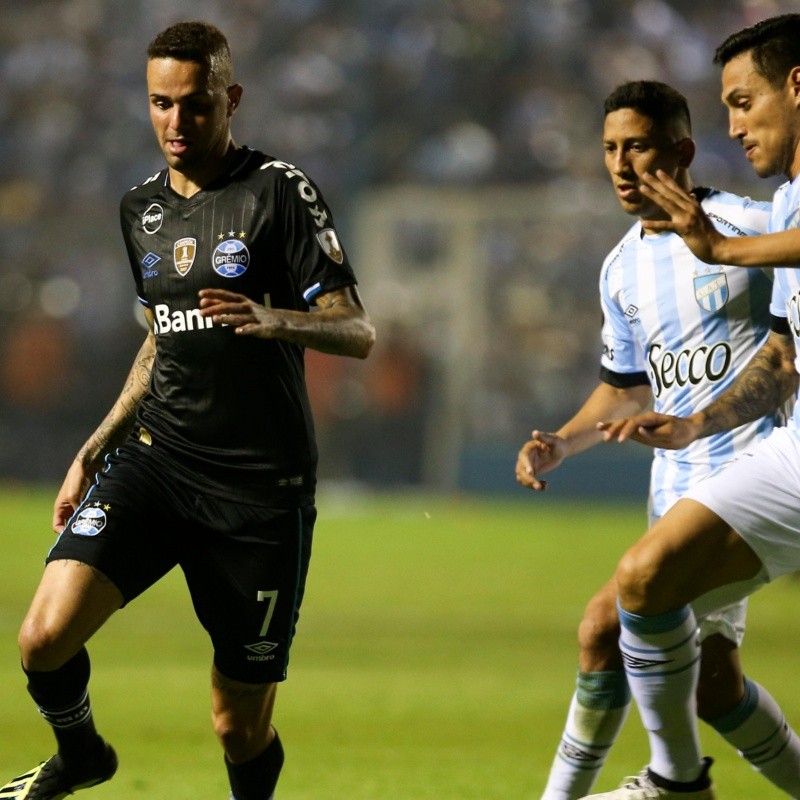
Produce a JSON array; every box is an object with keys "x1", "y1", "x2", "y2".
[
  {"x1": 694, "y1": 597, "x2": 748, "y2": 646},
  {"x1": 685, "y1": 425, "x2": 800, "y2": 582}
]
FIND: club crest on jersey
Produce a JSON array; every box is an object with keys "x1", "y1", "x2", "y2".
[
  {"x1": 213, "y1": 238, "x2": 250, "y2": 278},
  {"x1": 142, "y1": 203, "x2": 164, "y2": 234},
  {"x1": 694, "y1": 272, "x2": 729, "y2": 312},
  {"x1": 316, "y1": 228, "x2": 344, "y2": 264},
  {"x1": 71, "y1": 505, "x2": 108, "y2": 537},
  {"x1": 174, "y1": 237, "x2": 197, "y2": 276}
]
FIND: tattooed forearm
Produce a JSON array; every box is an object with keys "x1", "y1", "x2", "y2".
[
  {"x1": 284, "y1": 286, "x2": 375, "y2": 358},
  {"x1": 703, "y1": 367, "x2": 786, "y2": 435},
  {"x1": 77, "y1": 334, "x2": 156, "y2": 469},
  {"x1": 700, "y1": 332, "x2": 798, "y2": 437},
  {"x1": 133, "y1": 348, "x2": 155, "y2": 389}
]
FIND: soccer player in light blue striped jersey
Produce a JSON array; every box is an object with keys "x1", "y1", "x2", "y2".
[
  {"x1": 580, "y1": 13, "x2": 800, "y2": 800},
  {"x1": 516, "y1": 79, "x2": 800, "y2": 800}
]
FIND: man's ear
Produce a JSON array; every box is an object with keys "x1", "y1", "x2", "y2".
[
  {"x1": 789, "y1": 66, "x2": 800, "y2": 108},
  {"x1": 227, "y1": 83, "x2": 243, "y2": 116},
  {"x1": 676, "y1": 137, "x2": 696, "y2": 169}
]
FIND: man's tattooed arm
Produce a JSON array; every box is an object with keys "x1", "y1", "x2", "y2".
[
  {"x1": 77, "y1": 318, "x2": 156, "y2": 472},
  {"x1": 699, "y1": 329, "x2": 798, "y2": 438}
]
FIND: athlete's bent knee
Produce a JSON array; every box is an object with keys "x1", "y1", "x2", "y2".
[
  {"x1": 211, "y1": 672, "x2": 277, "y2": 762},
  {"x1": 18, "y1": 618, "x2": 70, "y2": 672},
  {"x1": 212, "y1": 708, "x2": 274, "y2": 762},
  {"x1": 615, "y1": 545, "x2": 664, "y2": 614}
]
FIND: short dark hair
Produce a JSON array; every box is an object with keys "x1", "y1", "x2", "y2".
[
  {"x1": 604, "y1": 80, "x2": 691, "y2": 136},
  {"x1": 147, "y1": 21, "x2": 233, "y2": 87},
  {"x1": 714, "y1": 13, "x2": 800, "y2": 88}
]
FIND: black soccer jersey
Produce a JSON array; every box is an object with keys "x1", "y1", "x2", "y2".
[{"x1": 119, "y1": 148, "x2": 358, "y2": 506}]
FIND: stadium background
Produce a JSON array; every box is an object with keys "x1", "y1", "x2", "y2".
[
  {"x1": 3, "y1": 4, "x2": 800, "y2": 799},
  {"x1": 1, "y1": 0, "x2": 794, "y2": 496}
]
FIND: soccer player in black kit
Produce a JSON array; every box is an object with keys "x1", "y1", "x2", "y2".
[{"x1": 1, "y1": 20, "x2": 375, "y2": 800}]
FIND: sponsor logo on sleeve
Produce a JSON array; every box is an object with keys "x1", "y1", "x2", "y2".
[{"x1": 316, "y1": 228, "x2": 344, "y2": 264}]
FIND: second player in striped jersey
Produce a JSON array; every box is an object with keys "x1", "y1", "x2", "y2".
[{"x1": 599, "y1": 186, "x2": 777, "y2": 517}]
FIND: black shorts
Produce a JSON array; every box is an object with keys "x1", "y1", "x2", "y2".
[{"x1": 48, "y1": 442, "x2": 315, "y2": 684}]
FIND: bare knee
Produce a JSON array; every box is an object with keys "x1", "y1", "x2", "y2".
[
  {"x1": 18, "y1": 617, "x2": 71, "y2": 672},
  {"x1": 18, "y1": 560, "x2": 122, "y2": 672},
  {"x1": 212, "y1": 708, "x2": 272, "y2": 761},
  {"x1": 578, "y1": 587, "x2": 623, "y2": 672},
  {"x1": 615, "y1": 546, "x2": 660, "y2": 613},
  {"x1": 616, "y1": 539, "x2": 685, "y2": 615},
  {"x1": 211, "y1": 669, "x2": 276, "y2": 763}
]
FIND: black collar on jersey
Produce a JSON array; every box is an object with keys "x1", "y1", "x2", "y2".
[
  {"x1": 691, "y1": 186, "x2": 714, "y2": 201},
  {"x1": 164, "y1": 146, "x2": 256, "y2": 194}
]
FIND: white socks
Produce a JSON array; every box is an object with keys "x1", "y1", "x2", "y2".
[
  {"x1": 618, "y1": 604, "x2": 705, "y2": 782},
  {"x1": 541, "y1": 605, "x2": 800, "y2": 798},
  {"x1": 711, "y1": 677, "x2": 800, "y2": 798},
  {"x1": 541, "y1": 670, "x2": 631, "y2": 800}
]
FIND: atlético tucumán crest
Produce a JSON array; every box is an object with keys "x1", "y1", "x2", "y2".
[
  {"x1": 174, "y1": 237, "x2": 197, "y2": 276},
  {"x1": 316, "y1": 228, "x2": 344, "y2": 264},
  {"x1": 694, "y1": 271, "x2": 729, "y2": 312}
]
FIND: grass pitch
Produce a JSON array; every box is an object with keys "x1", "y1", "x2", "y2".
[{"x1": 0, "y1": 485, "x2": 798, "y2": 798}]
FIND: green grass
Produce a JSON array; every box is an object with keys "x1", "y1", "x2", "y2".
[{"x1": 0, "y1": 485, "x2": 798, "y2": 798}]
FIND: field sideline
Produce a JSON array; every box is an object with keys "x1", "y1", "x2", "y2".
[{"x1": 0, "y1": 485, "x2": 797, "y2": 799}]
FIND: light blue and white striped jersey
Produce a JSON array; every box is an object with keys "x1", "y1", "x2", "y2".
[
  {"x1": 769, "y1": 174, "x2": 800, "y2": 429},
  {"x1": 599, "y1": 188, "x2": 778, "y2": 518}
]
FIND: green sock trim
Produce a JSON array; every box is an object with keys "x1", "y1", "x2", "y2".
[{"x1": 576, "y1": 669, "x2": 631, "y2": 710}]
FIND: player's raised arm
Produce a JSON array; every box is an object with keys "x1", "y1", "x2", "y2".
[
  {"x1": 640, "y1": 169, "x2": 800, "y2": 266},
  {"x1": 198, "y1": 285, "x2": 375, "y2": 359}
]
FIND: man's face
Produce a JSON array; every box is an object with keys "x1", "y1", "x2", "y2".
[
  {"x1": 146, "y1": 57, "x2": 237, "y2": 175},
  {"x1": 721, "y1": 51, "x2": 800, "y2": 179},
  {"x1": 602, "y1": 108, "x2": 687, "y2": 220}
]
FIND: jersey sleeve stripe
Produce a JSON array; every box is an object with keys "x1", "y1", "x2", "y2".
[
  {"x1": 600, "y1": 366, "x2": 650, "y2": 388},
  {"x1": 302, "y1": 282, "x2": 322, "y2": 302}
]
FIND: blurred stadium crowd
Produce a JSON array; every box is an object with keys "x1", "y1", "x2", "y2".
[{"x1": 0, "y1": 0, "x2": 794, "y2": 486}]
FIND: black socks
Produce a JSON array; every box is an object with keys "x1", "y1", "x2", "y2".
[
  {"x1": 24, "y1": 647, "x2": 105, "y2": 766},
  {"x1": 226, "y1": 731, "x2": 285, "y2": 800}
]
